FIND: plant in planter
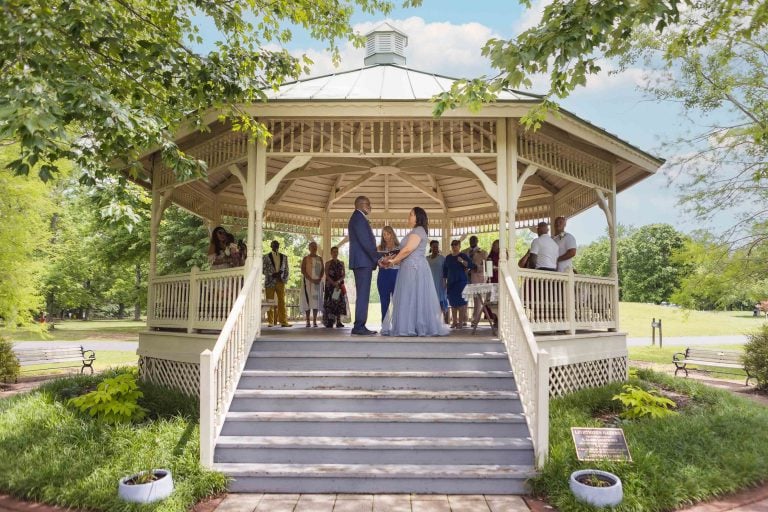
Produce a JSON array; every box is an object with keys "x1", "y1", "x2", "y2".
[
  {"x1": 118, "y1": 468, "x2": 174, "y2": 504},
  {"x1": 570, "y1": 469, "x2": 623, "y2": 507},
  {"x1": 68, "y1": 370, "x2": 175, "y2": 503}
]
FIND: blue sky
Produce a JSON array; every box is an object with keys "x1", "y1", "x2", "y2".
[{"x1": 198, "y1": 1, "x2": 727, "y2": 245}]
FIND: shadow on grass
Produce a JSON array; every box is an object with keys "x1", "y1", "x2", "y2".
[{"x1": 0, "y1": 370, "x2": 226, "y2": 512}]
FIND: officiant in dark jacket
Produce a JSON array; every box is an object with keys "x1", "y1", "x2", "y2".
[{"x1": 348, "y1": 196, "x2": 379, "y2": 335}]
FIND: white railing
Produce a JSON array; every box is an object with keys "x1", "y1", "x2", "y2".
[
  {"x1": 518, "y1": 269, "x2": 618, "y2": 333},
  {"x1": 498, "y1": 266, "x2": 550, "y2": 468},
  {"x1": 200, "y1": 265, "x2": 262, "y2": 466},
  {"x1": 148, "y1": 267, "x2": 246, "y2": 332}
]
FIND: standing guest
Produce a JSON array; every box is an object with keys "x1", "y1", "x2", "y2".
[
  {"x1": 377, "y1": 226, "x2": 400, "y2": 323},
  {"x1": 300, "y1": 241, "x2": 324, "y2": 327},
  {"x1": 208, "y1": 226, "x2": 239, "y2": 269},
  {"x1": 427, "y1": 240, "x2": 449, "y2": 324},
  {"x1": 263, "y1": 240, "x2": 291, "y2": 327},
  {"x1": 348, "y1": 196, "x2": 379, "y2": 336},
  {"x1": 443, "y1": 239, "x2": 474, "y2": 328},
  {"x1": 323, "y1": 246, "x2": 348, "y2": 328},
  {"x1": 381, "y1": 207, "x2": 449, "y2": 337},
  {"x1": 488, "y1": 239, "x2": 500, "y2": 283},
  {"x1": 553, "y1": 216, "x2": 577, "y2": 272},
  {"x1": 463, "y1": 235, "x2": 488, "y2": 326},
  {"x1": 518, "y1": 221, "x2": 559, "y2": 271}
]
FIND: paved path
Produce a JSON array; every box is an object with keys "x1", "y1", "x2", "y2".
[
  {"x1": 11, "y1": 340, "x2": 138, "y2": 352},
  {"x1": 627, "y1": 335, "x2": 748, "y2": 347}
]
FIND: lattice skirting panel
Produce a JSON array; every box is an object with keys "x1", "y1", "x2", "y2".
[
  {"x1": 139, "y1": 356, "x2": 200, "y2": 397},
  {"x1": 549, "y1": 356, "x2": 627, "y2": 397}
]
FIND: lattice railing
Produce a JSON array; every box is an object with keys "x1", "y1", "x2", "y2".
[
  {"x1": 139, "y1": 356, "x2": 200, "y2": 397},
  {"x1": 200, "y1": 264, "x2": 262, "y2": 467},
  {"x1": 518, "y1": 130, "x2": 612, "y2": 190},
  {"x1": 148, "y1": 267, "x2": 246, "y2": 332},
  {"x1": 518, "y1": 269, "x2": 618, "y2": 333},
  {"x1": 549, "y1": 357, "x2": 627, "y2": 397},
  {"x1": 186, "y1": 131, "x2": 248, "y2": 174},
  {"x1": 264, "y1": 119, "x2": 497, "y2": 155},
  {"x1": 498, "y1": 266, "x2": 550, "y2": 468}
]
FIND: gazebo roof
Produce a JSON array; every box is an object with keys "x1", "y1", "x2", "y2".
[{"x1": 265, "y1": 63, "x2": 539, "y2": 102}]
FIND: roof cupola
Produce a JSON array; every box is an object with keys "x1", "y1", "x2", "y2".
[{"x1": 364, "y1": 22, "x2": 408, "y2": 66}]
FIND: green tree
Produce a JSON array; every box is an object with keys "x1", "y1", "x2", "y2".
[
  {"x1": 620, "y1": 224, "x2": 691, "y2": 303},
  {"x1": 435, "y1": 1, "x2": 765, "y2": 126},
  {"x1": 0, "y1": 0, "x2": 418, "y2": 184},
  {"x1": 0, "y1": 148, "x2": 54, "y2": 325},
  {"x1": 672, "y1": 232, "x2": 768, "y2": 310}
]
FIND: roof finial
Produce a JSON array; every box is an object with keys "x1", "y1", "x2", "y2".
[{"x1": 364, "y1": 22, "x2": 408, "y2": 66}]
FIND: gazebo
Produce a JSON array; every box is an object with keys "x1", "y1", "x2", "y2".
[{"x1": 134, "y1": 23, "x2": 663, "y2": 486}]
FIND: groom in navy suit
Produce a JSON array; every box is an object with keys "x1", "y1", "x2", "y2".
[{"x1": 348, "y1": 196, "x2": 379, "y2": 335}]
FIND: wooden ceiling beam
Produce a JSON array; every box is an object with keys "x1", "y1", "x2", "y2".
[{"x1": 329, "y1": 172, "x2": 376, "y2": 204}]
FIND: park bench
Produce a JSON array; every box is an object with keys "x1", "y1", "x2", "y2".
[
  {"x1": 14, "y1": 346, "x2": 96, "y2": 377},
  {"x1": 672, "y1": 347, "x2": 754, "y2": 386}
]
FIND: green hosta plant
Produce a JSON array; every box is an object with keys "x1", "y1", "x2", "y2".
[
  {"x1": 0, "y1": 337, "x2": 20, "y2": 383},
  {"x1": 69, "y1": 370, "x2": 148, "y2": 424},
  {"x1": 612, "y1": 384, "x2": 677, "y2": 420}
]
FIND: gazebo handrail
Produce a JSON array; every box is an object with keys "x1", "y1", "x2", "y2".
[
  {"x1": 498, "y1": 265, "x2": 549, "y2": 467},
  {"x1": 200, "y1": 263, "x2": 263, "y2": 467}
]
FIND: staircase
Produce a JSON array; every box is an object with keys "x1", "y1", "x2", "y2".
[{"x1": 212, "y1": 335, "x2": 536, "y2": 494}]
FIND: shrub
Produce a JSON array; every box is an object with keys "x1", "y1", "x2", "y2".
[
  {"x1": 612, "y1": 384, "x2": 677, "y2": 419},
  {"x1": 68, "y1": 368, "x2": 148, "y2": 423},
  {"x1": 0, "y1": 337, "x2": 19, "y2": 383},
  {"x1": 743, "y1": 324, "x2": 768, "y2": 390}
]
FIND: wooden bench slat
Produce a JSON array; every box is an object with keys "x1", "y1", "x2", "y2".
[
  {"x1": 673, "y1": 347, "x2": 752, "y2": 385},
  {"x1": 12, "y1": 346, "x2": 96, "y2": 377}
]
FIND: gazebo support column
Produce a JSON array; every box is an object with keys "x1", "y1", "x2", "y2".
[
  {"x1": 596, "y1": 184, "x2": 619, "y2": 333},
  {"x1": 496, "y1": 119, "x2": 509, "y2": 269},
  {"x1": 442, "y1": 217, "x2": 452, "y2": 255}
]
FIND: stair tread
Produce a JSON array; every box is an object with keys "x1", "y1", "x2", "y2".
[
  {"x1": 241, "y1": 370, "x2": 513, "y2": 378},
  {"x1": 233, "y1": 389, "x2": 519, "y2": 399},
  {"x1": 255, "y1": 338, "x2": 502, "y2": 344},
  {"x1": 225, "y1": 411, "x2": 526, "y2": 422},
  {"x1": 213, "y1": 462, "x2": 537, "y2": 479},
  {"x1": 217, "y1": 436, "x2": 533, "y2": 449},
  {"x1": 249, "y1": 351, "x2": 507, "y2": 359}
]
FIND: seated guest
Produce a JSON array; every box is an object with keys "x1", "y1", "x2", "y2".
[
  {"x1": 443, "y1": 239, "x2": 474, "y2": 328},
  {"x1": 518, "y1": 221, "x2": 559, "y2": 271},
  {"x1": 488, "y1": 239, "x2": 500, "y2": 283}
]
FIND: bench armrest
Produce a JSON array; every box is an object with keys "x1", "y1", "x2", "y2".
[
  {"x1": 672, "y1": 352, "x2": 686, "y2": 363},
  {"x1": 82, "y1": 349, "x2": 96, "y2": 361}
]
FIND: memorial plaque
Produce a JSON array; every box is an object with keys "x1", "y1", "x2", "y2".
[{"x1": 571, "y1": 427, "x2": 632, "y2": 462}]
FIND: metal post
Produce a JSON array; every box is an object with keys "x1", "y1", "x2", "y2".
[
  {"x1": 658, "y1": 319, "x2": 663, "y2": 348},
  {"x1": 651, "y1": 317, "x2": 655, "y2": 346}
]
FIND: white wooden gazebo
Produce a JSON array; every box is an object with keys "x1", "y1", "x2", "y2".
[{"x1": 134, "y1": 24, "x2": 663, "y2": 468}]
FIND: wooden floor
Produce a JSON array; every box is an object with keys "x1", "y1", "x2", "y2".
[{"x1": 257, "y1": 323, "x2": 499, "y2": 341}]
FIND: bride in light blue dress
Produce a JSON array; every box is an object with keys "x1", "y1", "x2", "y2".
[{"x1": 381, "y1": 207, "x2": 450, "y2": 337}]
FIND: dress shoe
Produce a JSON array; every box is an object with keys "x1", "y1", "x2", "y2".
[
  {"x1": 351, "y1": 328, "x2": 377, "y2": 335},
  {"x1": 281, "y1": 323, "x2": 292, "y2": 327}
]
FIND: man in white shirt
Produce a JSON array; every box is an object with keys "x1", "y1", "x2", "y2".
[
  {"x1": 553, "y1": 216, "x2": 577, "y2": 272},
  {"x1": 518, "y1": 221, "x2": 559, "y2": 271}
]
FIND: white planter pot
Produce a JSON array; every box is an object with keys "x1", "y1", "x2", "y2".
[
  {"x1": 118, "y1": 469, "x2": 174, "y2": 504},
  {"x1": 569, "y1": 469, "x2": 623, "y2": 508}
]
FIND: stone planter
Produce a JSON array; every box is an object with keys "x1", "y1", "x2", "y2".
[
  {"x1": 118, "y1": 469, "x2": 174, "y2": 504},
  {"x1": 569, "y1": 469, "x2": 623, "y2": 507}
]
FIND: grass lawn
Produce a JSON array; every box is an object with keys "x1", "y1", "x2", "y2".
[
  {"x1": 0, "y1": 369, "x2": 226, "y2": 511},
  {"x1": 531, "y1": 369, "x2": 768, "y2": 511},
  {"x1": 619, "y1": 303, "x2": 765, "y2": 338},
  {"x1": 2, "y1": 319, "x2": 144, "y2": 343},
  {"x1": 18, "y1": 350, "x2": 139, "y2": 377}
]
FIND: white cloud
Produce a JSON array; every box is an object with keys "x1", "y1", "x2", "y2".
[
  {"x1": 293, "y1": 17, "x2": 499, "y2": 79},
  {"x1": 512, "y1": 0, "x2": 551, "y2": 35}
]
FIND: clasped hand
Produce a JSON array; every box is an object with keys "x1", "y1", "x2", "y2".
[{"x1": 378, "y1": 255, "x2": 393, "y2": 268}]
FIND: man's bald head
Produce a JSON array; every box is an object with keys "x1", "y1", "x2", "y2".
[{"x1": 354, "y1": 196, "x2": 370, "y2": 210}]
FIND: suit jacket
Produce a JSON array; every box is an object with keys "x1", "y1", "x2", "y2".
[
  {"x1": 263, "y1": 251, "x2": 289, "y2": 288},
  {"x1": 348, "y1": 210, "x2": 378, "y2": 270}
]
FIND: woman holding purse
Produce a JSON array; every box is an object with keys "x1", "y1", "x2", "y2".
[{"x1": 323, "y1": 246, "x2": 347, "y2": 328}]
